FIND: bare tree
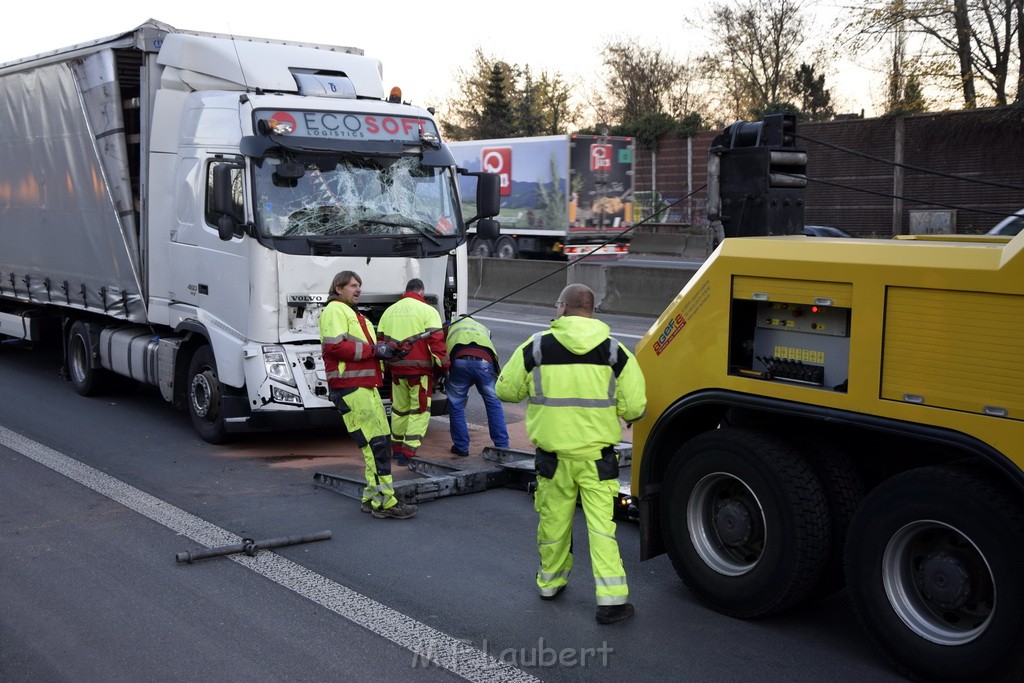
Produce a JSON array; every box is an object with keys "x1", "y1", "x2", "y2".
[
  {"x1": 844, "y1": 0, "x2": 1022, "y2": 107},
  {"x1": 598, "y1": 40, "x2": 687, "y2": 124},
  {"x1": 699, "y1": 0, "x2": 810, "y2": 119}
]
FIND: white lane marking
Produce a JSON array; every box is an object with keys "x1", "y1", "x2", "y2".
[
  {"x1": 0, "y1": 425, "x2": 539, "y2": 683},
  {"x1": 474, "y1": 315, "x2": 643, "y2": 340}
]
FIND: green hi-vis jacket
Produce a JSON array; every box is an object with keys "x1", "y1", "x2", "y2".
[
  {"x1": 496, "y1": 315, "x2": 647, "y2": 460},
  {"x1": 445, "y1": 316, "x2": 499, "y2": 365}
]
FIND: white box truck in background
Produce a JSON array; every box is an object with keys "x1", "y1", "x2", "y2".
[
  {"x1": 0, "y1": 19, "x2": 499, "y2": 442},
  {"x1": 449, "y1": 134, "x2": 635, "y2": 260}
]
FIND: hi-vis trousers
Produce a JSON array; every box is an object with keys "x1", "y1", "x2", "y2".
[
  {"x1": 390, "y1": 375, "x2": 432, "y2": 456},
  {"x1": 533, "y1": 450, "x2": 628, "y2": 605},
  {"x1": 330, "y1": 386, "x2": 398, "y2": 510}
]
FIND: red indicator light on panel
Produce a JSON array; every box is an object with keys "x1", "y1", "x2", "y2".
[{"x1": 811, "y1": 305, "x2": 820, "y2": 313}]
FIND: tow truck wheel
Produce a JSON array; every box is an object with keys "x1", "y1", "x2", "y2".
[
  {"x1": 469, "y1": 237, "x2": 492, "y2": 257},
  {"x1": 845, "y1": 465, "x2": 1024, "y2": 682},
  {"x1": 661, "y1": 428, "x2": 829, "y2": 618},
  {"x1": 187, "y1": 345, "x2": 229, "y2": 444},
  {"x1": 495, "y1": 236, "x2": 518, "y2": 259},
  {"x1": 67, "y1": 321, "x2": 113, "y2": 396},
  {"x1": 801, "y1": 440, "x2": 865, "y2": 599}
]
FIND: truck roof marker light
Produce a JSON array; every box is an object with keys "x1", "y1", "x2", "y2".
[
  {"x1": 388, "y1": 87, "x2": 402, "y2": 103},
  {"x1": 420, "y1": 130, "x2": 441, "y2": 149},
  {"x1": 259, "y1": 118, "x2": 294, "y2": 136}
]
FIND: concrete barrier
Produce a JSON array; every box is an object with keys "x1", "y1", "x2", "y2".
[
  {"x1": 469, "y1": 257, "x2": 699, "y2": 318},
  {"x1": 469, "y1": 258, "x2": 566, "y2": 307},
  {"x1": 629, "y1": 232, "x2": 712, "y2": 260}
]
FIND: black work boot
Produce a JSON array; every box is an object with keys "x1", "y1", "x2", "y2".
[{"x1": 595, "y1": 603, "x2": 635, "y2": 624}]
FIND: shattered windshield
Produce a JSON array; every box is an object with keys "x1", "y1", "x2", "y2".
[{"x1": 253, "y1": 155, "x2": 461, "y2": 239}]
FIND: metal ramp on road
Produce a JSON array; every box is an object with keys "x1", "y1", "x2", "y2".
[{"x1": 313, "y1": 443, "x2": 637, "y2": 521}]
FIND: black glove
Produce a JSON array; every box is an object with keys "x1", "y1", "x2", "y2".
[{"x1": 374, "y1": 341, "x2": 396, "y2": 360}]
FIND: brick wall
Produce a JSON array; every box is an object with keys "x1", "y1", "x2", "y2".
[{"x1": 635, "y1": 107, "x2": 1024, "y2": 235}]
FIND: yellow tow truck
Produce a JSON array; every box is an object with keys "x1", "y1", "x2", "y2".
[{"x1": 632, "y1": 115, "x2": 1024, "y2": 682}]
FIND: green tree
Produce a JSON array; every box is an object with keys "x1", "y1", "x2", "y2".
[
  {"x1": 791, "y1": 63, "x2": 835, "y2": 121},
  {"x1": 438, "y1": 49, "x2": 580, "y2": 140},
  {"x1": 479, "y1": 63, "x2": 516, "y2": 138}
]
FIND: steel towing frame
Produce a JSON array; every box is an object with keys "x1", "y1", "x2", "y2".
[{"x1": 313, "y1": 443, "x2": 638, "y2": 521}]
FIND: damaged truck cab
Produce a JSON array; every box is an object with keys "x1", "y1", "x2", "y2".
[{"x1": 0, "y1": 20, "x2": 499, "y2": 442}]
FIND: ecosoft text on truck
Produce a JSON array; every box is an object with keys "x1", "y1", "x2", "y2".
[
  {"x1": 632, "y1": 113, "x2": 1024, "y2": 682},
  {"x1": 0, "y1": 19, "x2": 499, "y2": 442}
]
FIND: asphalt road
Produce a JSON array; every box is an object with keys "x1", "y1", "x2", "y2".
[{"x1": 0, "y1": 300, "x2": 905, "y2": 682}]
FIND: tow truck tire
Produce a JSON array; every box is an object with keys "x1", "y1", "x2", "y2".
[
  {"x1": 495, "y1": 236, "x2": 518, "y2": 259},
  {"x1": 802, "y1": 441, "x2": 865, "y2": 599},
  {"x1": 67, "y1": 321, "x2": 113, "y2": 396},
  {"x1": 845, "y1": 465, "x2": 1024, "y2": 682},
  {"x1": 661, "y1": 428, "x2": 829, "y2": 618},
  {"x1": 469, "y1": 237, "x2": 492, "y2": 257},
  {"x1": 187, "y1": 345, "x2": 230, "y2": 444}
]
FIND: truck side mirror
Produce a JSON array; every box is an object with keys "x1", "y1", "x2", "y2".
[
  {"x1": 217, "y1": 214, "x2": 237, "y2": 241},
  {"x1": 212, "y1": 162, "x2": 245, "y2": 241},
  {"x1": 476, "y1": 217, "x2": 500, "y2": 241},
  {"x1": 475, "y1": 172, "x2": 501, "y2": 218},
  {"x1": 273, "y1": 162, "x2": 304, "y2": 187}
]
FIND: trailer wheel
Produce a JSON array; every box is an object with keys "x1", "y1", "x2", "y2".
[
  {"x1": 469, "y1": 237, "x2": 492, "y2": 257},
  {"x1": 187, "y1": 345, "x2": 229, "y2": 444},
  {"x1": 661, "y1": 428, "x2": 829, "y2": 618},
  {"x1": 67, "y1": 321, "x2": 112, "y2": 396},
  {"x1": 494, "y1": 237, "x2": 518, "y2": 259},
  {"x1": 845, "y1": 465, "x2": 1024, "y2": 682}
]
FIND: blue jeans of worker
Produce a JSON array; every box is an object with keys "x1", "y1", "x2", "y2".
[{"x1": 447, "y1": 357, "x2": 509, "y2": 453}]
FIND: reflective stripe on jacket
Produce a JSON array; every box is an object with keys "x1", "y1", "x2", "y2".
[
  {"x1": 319, "y1": 300, "x2": 383, "y2": 389},
  {"x1": 496, "y1": 315, "x2": 647, "y2": 460},
  {"x1": 377, "y1": 292, "x2": 447, "y2": 377},
  {"x1": 445, "y1": 316, "x2": 499, "y2": 366}
]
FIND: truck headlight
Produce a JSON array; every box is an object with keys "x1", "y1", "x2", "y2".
[
  {"x1": 263, "y1": 345, "x2": 296, "y2": 387},
  {"x1": 271, "y1": 385, "x2": 302, "y2": 405}
]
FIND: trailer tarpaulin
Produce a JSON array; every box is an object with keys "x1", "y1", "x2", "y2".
[{"x1": 0, "y1": 49, "x2": 144, "y2": 321}]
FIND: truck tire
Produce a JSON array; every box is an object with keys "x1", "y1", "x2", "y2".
[
  {"x1": 801, "y1": 440, "x2": 865, "y2": 599},
  {"x1": 845, "y1": 465, "x2": 1024, "y2": 682},
  {"x1": 660, "y1": 428, "x2": 829, "y2": 618},
  {"x1": 469, "y1": 237, "x2": 492, "y2": 257},
  {"x1": 187, "y1": 345, "x2": 229, "y2": 444},
  {"x1": 66, "y1": 321, "x2": 113, "y2": 396},
  {"x1": 495, "y1": 237, "x2": 518, "y2": 259}
]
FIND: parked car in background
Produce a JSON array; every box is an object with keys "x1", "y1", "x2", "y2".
[
  {"x1": 986, "y1": 208, "x2": 1024, "y2": 236},
  {"x1": 803, "y1": 225, "x2": 855, "y2": 237}
]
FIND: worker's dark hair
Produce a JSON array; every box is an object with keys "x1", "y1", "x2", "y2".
[
  {"x1": 405, "y1": 278, "x2": 425, "y2": 292},
  {"x1": 327, "y1": 271, "x2": 361, "y2": 301}
]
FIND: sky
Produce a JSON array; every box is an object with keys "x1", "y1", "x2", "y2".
[{"x1": 0, "y1": 1, "x2": 881, "y2": 119}]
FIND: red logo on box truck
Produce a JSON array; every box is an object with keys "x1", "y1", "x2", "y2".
[
  {"x1": 590, "y1": 144, "x2": 613, "y2": 171},
  {"x1": 482, "y1": 147, "x2": 512, "y2": 196}
]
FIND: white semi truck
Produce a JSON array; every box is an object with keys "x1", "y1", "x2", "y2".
[{"x1": 0, "y1": 19, "x2": 499, "y2": 442}]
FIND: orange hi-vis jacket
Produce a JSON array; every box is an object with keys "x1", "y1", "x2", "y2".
[{"x1": 377, "y1": 292, "x2": 448, "y2": 378}]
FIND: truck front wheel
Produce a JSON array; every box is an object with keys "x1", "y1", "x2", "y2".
[
  {"x1": 187, "y1": 345, "x2": 229, "y2": 444},
  {"x1": 845, "y1": 465, "x2": 1024, "y2": 682},
  {"x1": 661, "y1": 428, "x2": 829, "y2": 618}
]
